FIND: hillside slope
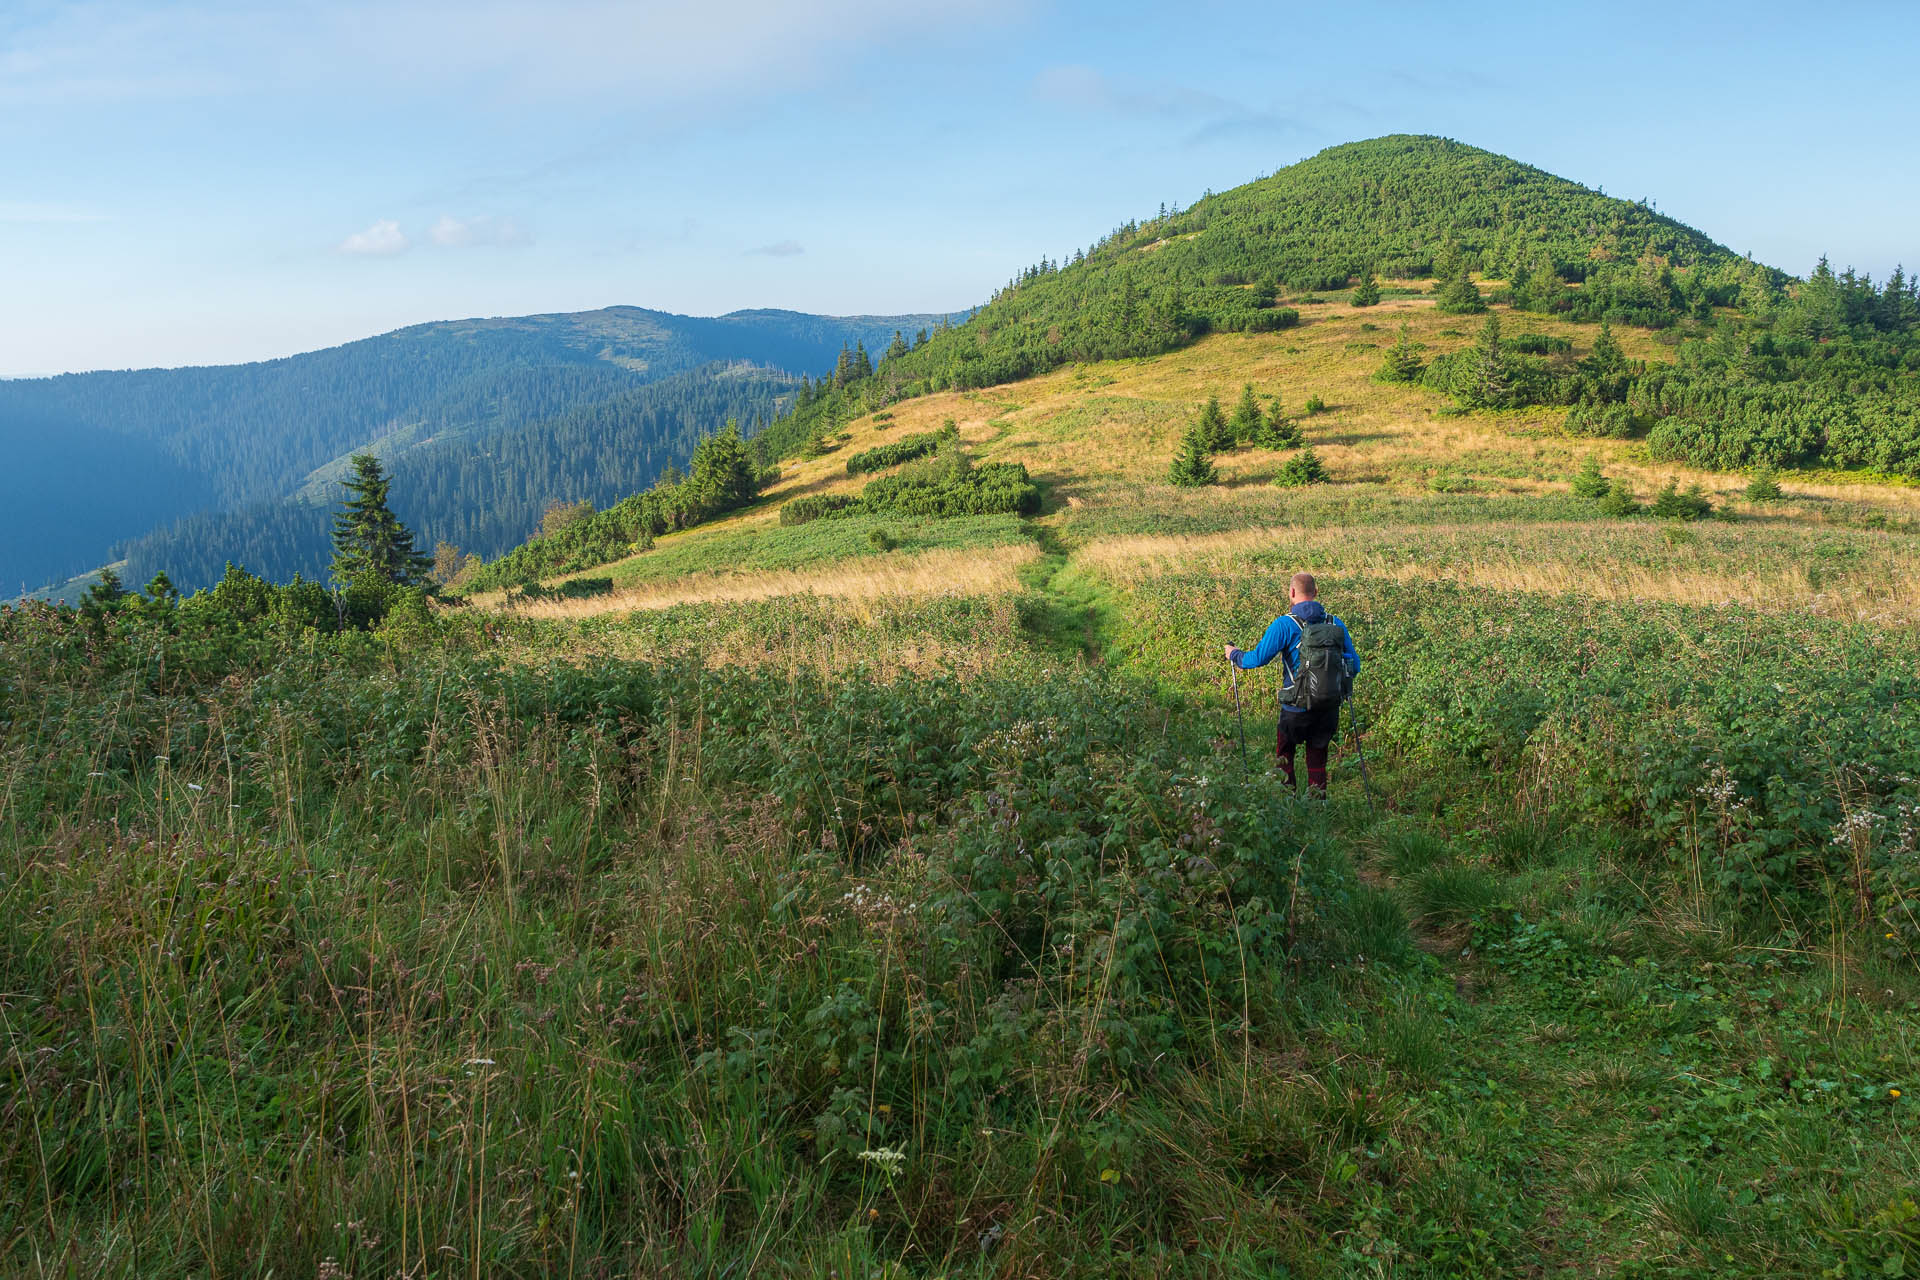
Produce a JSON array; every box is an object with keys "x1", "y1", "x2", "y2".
[
  {"x1": 1, "y1": 305, "x2": 952, "y2": 590},
  {"x1": 839, "y1": 134, "x2": 1757, "y2": 397},
  {"x1": 497, "y1": 290, "x2": 1920, "y2": 627}
]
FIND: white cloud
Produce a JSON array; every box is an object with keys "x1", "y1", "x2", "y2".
[
  {"x1": 429, "y1": 214, "x2": 531, "y2": 248},
  {"x1": 338, "y1": 219, "x2": 409, "y2": 256},
  {"x1": 745, "y1": 239, "x2": 804, "y2": 257}
]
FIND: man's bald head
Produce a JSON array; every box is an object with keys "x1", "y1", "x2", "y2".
[{"x1": 1290, "y1": 572, "x2": 1318, "y2": 601}]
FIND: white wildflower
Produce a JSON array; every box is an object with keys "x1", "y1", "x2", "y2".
[{"x1": 857, "y1": 1146, "x2": 907, "y2": 1178}]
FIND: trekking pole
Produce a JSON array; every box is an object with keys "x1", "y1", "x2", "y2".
[
  {"x1": 1227, "y1": 657, "x2": 1249, "y2": 771},
  {"x1": 1348, "y1": 701, "x2": 1380, "y2": 817}
]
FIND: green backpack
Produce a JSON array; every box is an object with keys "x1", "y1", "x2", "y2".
[{"x1": 1283, "y1": 619, "x2": 1352, "y2": 712}]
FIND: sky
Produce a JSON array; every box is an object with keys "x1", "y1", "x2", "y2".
[{"x1": 5, "y1": 0, "x2": 1916, "y2": 375}]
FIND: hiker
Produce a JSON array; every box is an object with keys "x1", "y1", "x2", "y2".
[{"x1": 1221, "y1": 572, "x2": 1360, "y2": 794}]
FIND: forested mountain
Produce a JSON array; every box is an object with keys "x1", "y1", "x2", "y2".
[
  {"x1": 759, "y1": 135, "x2": 1916, "y2": 480},
  {"x1": 1, "y1": 306, "x2": 950, "y2": 591},
  {"x1": 801, "y1": 134, "x2": 1758, "y2": 400},
  {"x1": 117, "y1": 363, "x2": 796, "y2": 588}
]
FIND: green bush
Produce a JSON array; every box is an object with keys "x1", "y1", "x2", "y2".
[
  {"x1": 1168, "y1": 425, "x2": 1220, "y2": 486},
  {"x1": 784, "y1": 450, "x2": 1041, "y2": 524},
  {"x1": 780, "y1": 494, "x2": 858, "y2": 526},
  {"x1": 520, "y1": 576, "x2": 614, "y2": 601},
  {"x1": 1570, "y1": 456, "x2": 1612, "y2": 500},
  {"x1": 845, "y1": 422, "x2": 957, "y2": 475},
  {"x1": 1275, "y1": 447, "x2": 1331, "y2": 487},
  {"x1": 1566, "y1": 402, "x2": 1642, "y2": 438},
  {"x1": 1746, "y1": 468, "x2": 1785, "y2": 500},
  {"x1": 1597, "y1": 482, "x2": 1641, "y2": 517},
  {"x1": 1374, "y1": 324, "x2": 1426, "y2": 384},
  {"x1": 1649, "y1": 479, "x2": 1714, "y2": 521}
]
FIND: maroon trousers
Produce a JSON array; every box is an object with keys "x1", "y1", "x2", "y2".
[{"x1": 1276, "y1": 704, "x2": 1339, "y2": 794}]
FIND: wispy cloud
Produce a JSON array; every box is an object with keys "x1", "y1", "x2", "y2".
[
  {"x1": 429, "y1": 214, "x2": 530, "y2": 248},
  {"x1": 1033, "y1": 65, "x2": 1240, "y2": 120},
  {"x1": 746, "y1": 240, "x2": 804, "y2": 257},
  {"x1": 1031, "y1": 64, "x2": 1302, "y2": 148},
  {"x1": 338, "y1": 219, "x2": 409, "y2": 256}
]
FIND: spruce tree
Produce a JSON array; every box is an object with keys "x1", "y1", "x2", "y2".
[
  {"x1": 330, "y1": 453, "x2": 431, "y2": 587},
  {"x1": 1274, "y1": 446, "x2": 1330, "y2": 487},
  {"x1": 1435, "y1": 262, "x2": 1486, "y2": 314},
  {"x1": 1194, "y1": 395, "x2": 1233, "y2": 452},
  {"x1": 1375, "y1": 323, "x2": 1425, "y2": 384},
  {"x1": 84, "y1": 567, "x2": 126, "y2": 609},
  {"x1": 687, "y1": 421, "x2": 759, "y2": 515},
  {"x1": 1229, "y1": 383, "x2": 1263, "y2": 443},
  {"x1": 1745, "y1": 468, "x2": 1784, "y2": 501},
  {"x1": 1585, "y1": 320, "x2": 1627, "y2": 374},
  {"x1": 1465, "y1": 313, "x2": 1511, "y2": 408},
  {"x1": 1522, "y1": 256, "x2": 1564, "y2": 313},
  {"x1": 1251, "y1": 396, "x2": 1301, "y2": 448},
  {"x1": 1570, "y1": 455, "x2": 1611, "y2": 499},
  {"x1": 1351, "y1": 266, "x2": 1380, "y2": 307},
  {"x1": 1168, "y1": 426, "x2": 1219, "y2": 487}
]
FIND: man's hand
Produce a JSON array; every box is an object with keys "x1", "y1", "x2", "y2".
[{"x1": 1222, "y1": 643, "x2": 1238, "y2": 665}]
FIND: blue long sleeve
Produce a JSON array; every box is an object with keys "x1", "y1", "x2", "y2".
[
  {"x1": 1234, "y1": 612, "x2": 1361, "y2": 684},
  {"x1": 1234, "y1": 614, "x2": 1299, "y2": 671}
]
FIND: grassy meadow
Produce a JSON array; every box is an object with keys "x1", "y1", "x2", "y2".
[{"x1": 6, "y1": 292, "x2": 1920, "y2": 1276}]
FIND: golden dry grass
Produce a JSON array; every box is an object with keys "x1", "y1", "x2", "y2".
[
  {"x1": 499, "y1": 542, "x2": 1040, "y2": 619},
  {"x1": 1077, "y1": 520, "x2": 1920, "y2": 625},
  {"x1": 739, "y1": 292, "x2": 1919, "y2": 515},
  {"x1": 484, "y1": 290, "x2": 1917, "y2": 613}
]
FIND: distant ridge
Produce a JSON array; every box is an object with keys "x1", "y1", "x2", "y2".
[{"x1": 0, "y1": 305, "x2": 956, "y2": 591}]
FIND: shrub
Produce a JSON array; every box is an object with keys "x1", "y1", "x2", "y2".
[
  {"x1": 1239, "y1": 306, "x2": 1301, "y2": 333},
  {"x1": 845, "y1": 422, "x2": 957, "y2": 475},
  {"x1": 1649, "y1": 479, "x2": 1714, "y2": 521},
  {"x1": 1252, "y1": 407, "x2": 1303, "y2": 449},
  {"x1": 541, "y1": 498, "x2": 595, "y2": 538},
  {"x1": 781, "y1": 494, "x2": 858, "y2": 526},
  {"x1": 1228, "y1": 383, "x2": 1264, "y2": 444},
  {"x1": 1351, "y1": 267, "x2": 1381, "y2": 307},
  {"x1": 1195, "y1": 395, "x2": 1233, "y2": 452},
  {"x1": 1275, "y1": 447, "x2": 1331, "y2": 487},
  {"x1": 517, "y1": 576, "x2": 614, "y2": 601},
  {"x1": 867, "y1": 528, "x2": 897, "y2": 552},
  {"x1": 1304, "y1": 395, "x2": 1327, "y2": 415},
  {"x1": 1570, "y1": 456, "x2": 1612, "y2": 500},
  {"x1": 1597, "y1": 482, "x2": 1641, "y2": 517},
  {"x1": 1374, "y1": 324, "x2": 1425, "y2": 384},
  {"x1": 1566, "y1": 402, "x2": 1642, "y2": 438},
  {"x1": 1506, "y1": 333, "x2": 1574, "y2": 355},
  {"x1": 1745, "y1": 468, "x2": 1785, "y2": 500},
  {"x1": 1433, "y1": 267, "x2": 1485, "y2": 315},
  {"x1": 1168, "y1": 426, "x2": 1219, "y2": 487}
]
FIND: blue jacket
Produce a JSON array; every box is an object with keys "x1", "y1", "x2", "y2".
[{"x1": 1231, "y1": 600, "x2": 1361, "y2": 699}]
